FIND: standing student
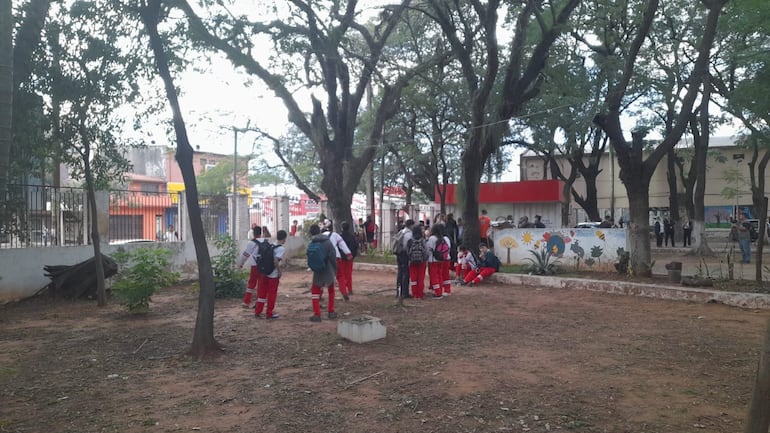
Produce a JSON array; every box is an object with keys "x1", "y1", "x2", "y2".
[
  {"x1": 290, "y1": 220, "x2": 299, "y2": 237},
  {"x1": 308, "y1": 225, "x2": 339, "y2": 322},
  {"x1": 324, "y1": 221, "x2": 353, "y2": 300},
  {"x1": 663, "y1": 218, "x2": 675, "y2": 247},
  {"x1": 338, "y1": 221, "x2": 358, "y2": 299},
  {"x1": 426, "y1": 224, "x2": 446, "y2": 298},
  {"x1": 236, "y1": 226, "x2": 263, "y2": 308},
  {"x1": 654, "y1": 218, "x2": 663, "y2": 247},
  {"x1": 407, "y1": 225, "x2": 428, "y2": 299},
  {"x1": 395, "y1": 219, "x2": 415, "y2": 299},
  {"x1": 440, "y1": 227, "x2": 452, "y2": 296},
  {"x1": 254, "y1": 230, "x2": 287, "y2": 320}
]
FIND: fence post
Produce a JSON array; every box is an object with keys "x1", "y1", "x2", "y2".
[
  {"x1": 94, "y1": 191, "x2": 110, "y2": 243},
  {"x1": 236, "y1": 193, "x2": 249, "y2": 240},
  {"x1": 277, "y1": 195, "x2": 290, "y2": 235}
]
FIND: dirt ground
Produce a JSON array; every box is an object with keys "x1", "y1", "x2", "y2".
[{"x1": 2, "y1": 265, "x2": 769, "y2": 433}]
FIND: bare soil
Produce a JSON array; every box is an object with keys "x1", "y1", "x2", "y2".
[{"x1": 1, "y1": 266, "x2": 769, "y2": 433}]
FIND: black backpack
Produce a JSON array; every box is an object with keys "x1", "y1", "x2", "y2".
[
  {"x1": 408, "y1": 238, "x2": 426, "y2": 264},
  {"x1": 340, "y1": 231, "x2": 358, "y2": 259},
  {"x1": 256, "y1": 240, "x2": 276, "y2": 275}
]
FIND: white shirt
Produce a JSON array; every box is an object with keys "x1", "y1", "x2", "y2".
[
  {"x1": 237, "y1": 237, "x2": 267, "y2": 267},
  {"x1": 265, "y1": 243, "x2": 285, "y2": 279},
  {"x1": 401, "y1": 227, "x2": 413, "y2": 250},
  {"x1": 426, "y1": 235, "x2": 439, "y2": 263},
  {"x1": 326, "y1": 231, "x2": 352, "y2": 259}
]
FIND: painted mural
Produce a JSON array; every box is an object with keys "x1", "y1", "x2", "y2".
[{"x1": 491, "y1": 227, "x2": 627, "y2": 272}]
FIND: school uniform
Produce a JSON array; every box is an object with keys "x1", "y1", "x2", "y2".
[
  {"x1": 426, "y1": 235, "x2": 443, "y2": 297},
  {"x1": 236, "y1": 237, "x2": 265, "y2": 307},
  {"x1": 254, "y1": 243, "x2": 284, "y2": 319}
]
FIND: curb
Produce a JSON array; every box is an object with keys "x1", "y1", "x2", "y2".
[{"x1": 353, "y1": 262, "x2": 770, "y2": 310}]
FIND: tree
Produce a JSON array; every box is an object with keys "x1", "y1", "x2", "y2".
[
  {"x1": 175, "y1": 0, "x2": 437, "y2": 228},
  {"x1": 137, "y1": 0, "x2": 221, "y2": 358},
  {"x1": 0, "y1": 0, "x2": 11, "y2": 199},
  {"x1": 421, "y1": 0, "x2": 580, "y2": 252},
  {"x1": 591, "y1": 0, "x2": 725, "y2": 276}
]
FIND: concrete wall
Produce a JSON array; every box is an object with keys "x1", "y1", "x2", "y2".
[{"x1": 0, "y1": 236, "x2": 308, "y2": 304}]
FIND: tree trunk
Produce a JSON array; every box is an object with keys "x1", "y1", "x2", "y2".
[
  {"x1": 461, "y1": 142, "x2": 482, "y2": 253},
  {"x1": 689, "y1": 78, "x2": 713, "y2": 255},
  {"x1": 744, "y1": 317, "x2": 770, "y2": 433},
  {"x1": 0, "y1": 0, "x2": 12, "y2": 200},
  {"x1": 573, "y1": 169, "x2": 601, "y2": 222},
  {"x1": 626, "y1": 182, "x2": 653, "y2": 277},
  {"x1": 140, "y1": 0, "x2": 221, "y2": 359},
  {"x1": 84, "y1": 154, "x2": 107, "y2": 306},
  {"x1": 666, "y1": 148, "x2": 680, "y2": 225}
]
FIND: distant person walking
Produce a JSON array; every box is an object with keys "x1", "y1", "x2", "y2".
[
  {"x1": 237, "y1": 226, "x2": 263, "y2": 308},
  {"x1": 254, "y1": 230, "x2": 287, "y2": 320},
  {"x1": 664, "y1": 217, "x2": 675, "y2": 247},
  {"x1": 654, "y1": 218, "x2": 663, "y2": 247},
  {"x1": 735, "y1": 213, "x2": 752, "y2": 264},
  {"x1": 682, "y1": 218, "x2": 692, "y2": 247}
]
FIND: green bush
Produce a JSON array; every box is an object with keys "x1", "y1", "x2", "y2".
[
  {"x1": 212, "y1": 236, "x2": 248, "y2": 298},
  {"x1": 113, "y1": 247, "x2": 179, "y2": 313}
]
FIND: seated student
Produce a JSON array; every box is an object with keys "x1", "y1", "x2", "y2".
[
  {"x1": 462, "y1": 242, "x2": 500, "y2": 286},
  {"x1": 454, "y1": 245, "x2": 476, "y2": 282}
]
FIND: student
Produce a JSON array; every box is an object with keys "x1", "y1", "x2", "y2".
[
  {"x1": 164, "y1": 224, "x2": 178, "y2": 242},
  {"x1": 454, "y1": 245, "x2": 476, "y2": 282},
  {"x1": 462, "y1": 242, "x2": 500, "y2": 286},
  {"x1": 324, "y1": 221, "x2": 353, "y2": 300},
  {"x1": 290, "y1": 220, "x2": 299, "y2": 237},
  {"x1": 308, "y1": 225, "x2": 339, "y2": 322},
  {"x1": 426, "y1": 224, "x2": 448, "y2": 298},
  {"x1": 254, "y1": 230, "x2": 287, "y2": 320},
  {"x1": 236, "y1": 226, "x2": 263, "y2": 308},
  {"x1": 407, "y1": 225, "x2": 428, "y2": 299},
  {"x1": 394, "y1": 219, "x2": 415, "y2": 299},
  {"x1": 338, "y1": 221, "x2": 358, "y2": 299}
]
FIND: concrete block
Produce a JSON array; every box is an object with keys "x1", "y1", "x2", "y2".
[{"x1": 337, "y1": 315, "x2": 387, "y2": 343}]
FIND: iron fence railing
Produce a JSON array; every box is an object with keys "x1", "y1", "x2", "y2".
[{"x1": 1, "y1": 184, "x2": 88, "y2": 248}]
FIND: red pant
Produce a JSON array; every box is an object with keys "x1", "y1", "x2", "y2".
[
  {"x1": 311, "y1": 283, "x2": 335, "y2": 316},
  {"x1": 464, "y1": 267, "x2": 496, "y2": 284},
  {"x1": 454, "y1": 262, "x2": 467, "y2": 280},
  {"x1": 337, "y1": 258, "x2": 354, "y2": 295},
  {"x1": 441, "y1": 261, "x2": 451, "y2": 294},
  {"x1": 428, "y1": 262, "x2": 443, "y2": 296},
  {"x1": 242, "y1": 266, "x2": 261, "y2": 305},
  {"x1": 409, "y1": 262, "x2": 427, "y2": 299},
  {"x1": 254, "y1": 276, "x2": 279, "y2": 317}
]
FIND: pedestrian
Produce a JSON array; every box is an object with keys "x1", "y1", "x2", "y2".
[
  {"x1": 364, "y1": 215, "x2": 376, "y2": 251},
  {"x1": 307, "y1": 225, "x2": 339, "y2": 322},
  {"x1": 338, "y1": 221, "x2": 358, "y2": 299},
  {"x1": 262, "y1": 225, "x2": 272, "y2": 239},
  {"x1": 445, "y1": 213, "x2": 460, "y2": 267},
  {"x1": 654, "y1": 218, "x2": 663, "y2": 247},
  {"x1": 407, "y1": 225, "x2": 428, "y2": 299},
  {"x1": 290, "y1": 220, "x2": 299, "y2": 237},
  {"x1": 457, "y1": 217, "x2": 464, "y2": 240},
  {"x1": 164, "y1": 224, "x2": 178, "y2": 242},
  {"x1": 462, "y1": 242, "x2": 500, "y2": 286},
  {"x1": 394, "y1": 219, "x2": 415, "y2": 299},
  {"x1": 533, "y1": 215, "x2": 545, "y2": 228},
  {"x1": 236, "y1": 226, "x2": 263, "y2": 308},
  {"x1": 440, "y1": 226, "x2": 452, "y2": 296},
  {"x1": 735, "y1": 213, "x2": 752, "y2": 263},
  {"x1": 682, "y1": 218, "x2": 692, "y2": 247},
  {"x1": 247, "y1": 222, "x2": 258, "y2": 240},
  {"x1": 479, "y1": 209, "x2": 491, "y2": 246},
  {"x1": 323, "y1": 221, "x2": 353, "y2": 300},
  {"x1": 599, "y1": 215, "x2": 612, "y2": 228},
  {"x1": 664, "y1": 217, "x2": 675, "y2": 247},
  {"x1": 254, "y1": 230, "x2": 287, "y2": 320}
]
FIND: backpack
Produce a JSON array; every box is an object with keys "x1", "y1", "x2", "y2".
[
  {"x1": 340, "y1": 232, "x2": 358, "y2": 260},
  {"x1": 307, "y1": 238, "x2": 328, "y2": 272},
  {"x1": 256, "y1": 240, "x2": 276, "y2": 275},
  {"x1": 391, "y1": 229, "x2": 407, "y2": 254},
  {"x1": 408, "y1": 238, "x2": 426, "y2": 264},
  {"x1": 433, "y1": 238, "x2": 450, "y2": 261}
]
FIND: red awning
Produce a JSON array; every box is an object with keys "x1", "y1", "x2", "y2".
[{"x1": 436, "y1": 180, "x2": 564, "y2": 204}]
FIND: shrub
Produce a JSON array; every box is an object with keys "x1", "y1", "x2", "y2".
[
  {"x1": 113, "y1": 247, "x2": 179, "y2": 313},
  {"x1": 212, "y1": 236, "x2": 248, "y2": 298},
  {"x1": 525, "y1": 248, "x2": 560, "y2": 275}
]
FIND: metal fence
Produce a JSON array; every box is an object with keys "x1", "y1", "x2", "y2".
[
  {"x1": 108, "y1": 189, "x2": 182, "y2": 243},
  {"x1": 1, "y1": 184, "x2": 88, "y2": 248}
]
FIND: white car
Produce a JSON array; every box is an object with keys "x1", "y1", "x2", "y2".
[{"x1": 574, "y1": 222, "x2": 601, "y2": 229}]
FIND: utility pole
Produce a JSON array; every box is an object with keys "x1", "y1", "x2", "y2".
[{"x1": 231, "y1": 121, "x2": 251, "y2": 239}]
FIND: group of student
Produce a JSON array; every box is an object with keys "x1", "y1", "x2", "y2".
[
  {"x1": 393, "y1": 219, "x2": 501, "y2": 300},
  {"x1": 237, "y1": 219, "x2": 360, "y2": 322},
  {"x1": 236, "y1": 216, "x2": 501, "y2": 322}
]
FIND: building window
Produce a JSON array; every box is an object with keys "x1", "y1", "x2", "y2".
[
  {"x1": 200, "y1": 158, "x2": 208, "y2": 170},
  {"x1": 141, "y1": 183, "x2": 159, "y2": 193}
]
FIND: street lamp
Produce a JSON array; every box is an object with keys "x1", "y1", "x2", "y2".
[{"x1": 232, "y1": 121, "x2": 251, "y2": 239}]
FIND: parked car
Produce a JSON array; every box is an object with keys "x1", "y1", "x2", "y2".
[{"x1": 575, "y1": 222, "x2": 601, "y2": 229}]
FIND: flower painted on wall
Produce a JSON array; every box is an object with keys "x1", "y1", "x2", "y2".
[{"x1": 545, "y1": 232, "x2": 566, "y2": 258}]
